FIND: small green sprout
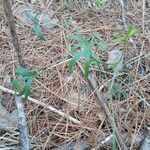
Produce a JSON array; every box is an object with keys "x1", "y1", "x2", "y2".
[
  {"x1": 95, "y1": 0, "x2": 109, "y2": 6},
  {"x1": 113, "y1": 26, "x2": 137, "y2": 46},
  {"x1": 12, "y1": 67, "x2": 38, "y2": 100}
]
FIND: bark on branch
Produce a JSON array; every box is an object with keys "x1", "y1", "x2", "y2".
[{"x1": 3, "y1": 0, "x2": 28, "y2": 149}]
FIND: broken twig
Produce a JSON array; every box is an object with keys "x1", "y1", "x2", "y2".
[{"x1": 0, "y1": 86, "x2": 81, "y2": 125}]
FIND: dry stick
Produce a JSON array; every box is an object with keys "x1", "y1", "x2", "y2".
[
  {"x1": 119, "y1": 0, "x2": 127, "y2": 30},
  {"x1": 88, "y1": 75, "x2": 127, "y2": 150},
  {"x1": 3, "y1": 0, "x2": 29, "y2": 150},
  {"x1": 0, "y1": 86, "x2": 81, "y2": 125},
  {"x1": 77, "y1": 61, "x2": 127, "y2": 149},
  {"x1": 3, "y1": 0, "x2": 25, "y2": 67},
  {"x1": 142, "y1": 0, "x2": 145, "y2": 34},
  {"x1": 15, "y1": 96, "x2": 29, "y2": 150}
]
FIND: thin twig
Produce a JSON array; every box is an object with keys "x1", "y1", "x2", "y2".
[
  {"x1": 142, "y1": 0, "x2": 145, "y2": 34},
  {"x1": 78, "y1": 62, "x2": 127, "y2": 150},
  {"x1": 88, "y1": 75, "x2": 127, "y2": 150},
  {"x1": 0, "y1": 85, "x2": 81, "y2": 125},
  {"x1": 3, "y1": 0, "x2": 25, "y2": 67},
  {"x1": 119, "y1": 0, "x2": 127, "y2": 30}
]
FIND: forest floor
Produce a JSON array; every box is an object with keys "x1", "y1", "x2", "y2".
[{"x1": 0, "y1": 0, "x2": 150, "y2": 149}]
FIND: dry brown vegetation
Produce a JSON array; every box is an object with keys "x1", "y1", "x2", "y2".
[{"x1": 0, "y1": 0, "x2": 150, "y2": 149}]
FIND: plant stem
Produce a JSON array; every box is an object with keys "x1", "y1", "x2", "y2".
[
  {"x1": 0, "y1": 85, "x2": 81, "y2": 125},
  {"x1": 3, "y1": 0, "x2": 25, "y2": 67},
  {"x1": 3, "y1": 1, "x2": 29, "y2": 149}
]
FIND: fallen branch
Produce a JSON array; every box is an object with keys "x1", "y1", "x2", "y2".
[
  {"x1": 15, "y1": 96, "x2": 30, "y2": 150},
  {"x1": 0, "y1": 85, "x2": 81, "y2": 125}
]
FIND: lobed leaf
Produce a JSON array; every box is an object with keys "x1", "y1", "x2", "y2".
[
  {"x1": 68, "y1": 33, "x2": 107, "y2": 78},
  {"x1": 12, "y1": 68, "x2": 38, "y2": 100}
]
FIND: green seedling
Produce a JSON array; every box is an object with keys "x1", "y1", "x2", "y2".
[
  {"x1": 113, "y1": 26, "x2": 137, "y2": 47},
  {"x1": 12, "y1": 67, "x2": 38, "y2": 100},
  {"x1": 25, "y1": 11, "x2": 44, "y2": 40},
  {"x1": 68, "y1": 33, "x2": 107, "y2": 78},
  {"x1": 95, "y1": 0, "x2": 109, "y2": 6}
]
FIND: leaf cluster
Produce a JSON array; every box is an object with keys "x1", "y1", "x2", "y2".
[
  {"x1": 113, "y1": 26, "x2": 137, "y2": 45},
  {"x1": 12, "y1": 68, "x2": 38, "y2": 99},
  {"x1": 68, "y1": 33, "x2": 107, "y2": 78}
]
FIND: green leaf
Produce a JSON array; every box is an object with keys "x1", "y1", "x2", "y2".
[
  {"x1": 34, "y1": 24, "x2": 45, "y2": 40},
  {"x1": 91, "y1": 51, "x2": 100, "y2": 62},
  {"x1": 68, "y1": 49, "x2": 88, "y2": 72},
  {"x1": 124, "y1": 26, "x2": 137, "y2": 43},
  {"x1": 84, "y1": 59, "x2": 91, "y2": 78},
  {"x1": 24, "y1": 11, "x2": 39, "y2": 24},
  {"x1": 92, "y1": 34, "x2": 107, "y2": 51},
  {"x1": 12, "y1": 68, "x2": 38, "y2": 100},
  {"x1": 68, "y1": 57, "x2": 78, "y2": 72},
  {"x1": 16, "y1": 67, "x2": 38, "y2": 77},
  {"x1": 112, "y1": 32, "x2": 122, "y2": 43},
  {"x1": 12, "y1": 77, "x2": 26, "y2": 89},
  {"x1": 95, "y1": 0, "x2": 109, "y2": 5},
  {"x1": 71, "y1": 33, "x2": 87, "y2": 45},
  {"x1": 68, "y1": 33, "x2": 107, "y2": 78},
  {"x1": 18, "y1": 78, "x2": 32, "y2": 99}
]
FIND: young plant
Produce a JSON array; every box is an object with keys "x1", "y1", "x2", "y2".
[
  {"x1": 24, "y1": 11, "x2": 44, "y2": 40},
  {"x1": 113, "y1": 26, "x2": 137, "y2": 48},
  {"x1": 12, "y1": 67, "x2": 38, "y2": 99},
  {"x1": 68, "y1": 33, "x2": 107, "y2": 78}
]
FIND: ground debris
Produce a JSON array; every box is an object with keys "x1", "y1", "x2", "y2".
[
  {"x1": 0, "y1": 102, "x2": 18, "y2": 131},
  {"x1": 140, "y1": 127, "x2": 150, "y2": 150},
  {"x1": 53, "y1": 141, "x2": 89, "y2": 150}
]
